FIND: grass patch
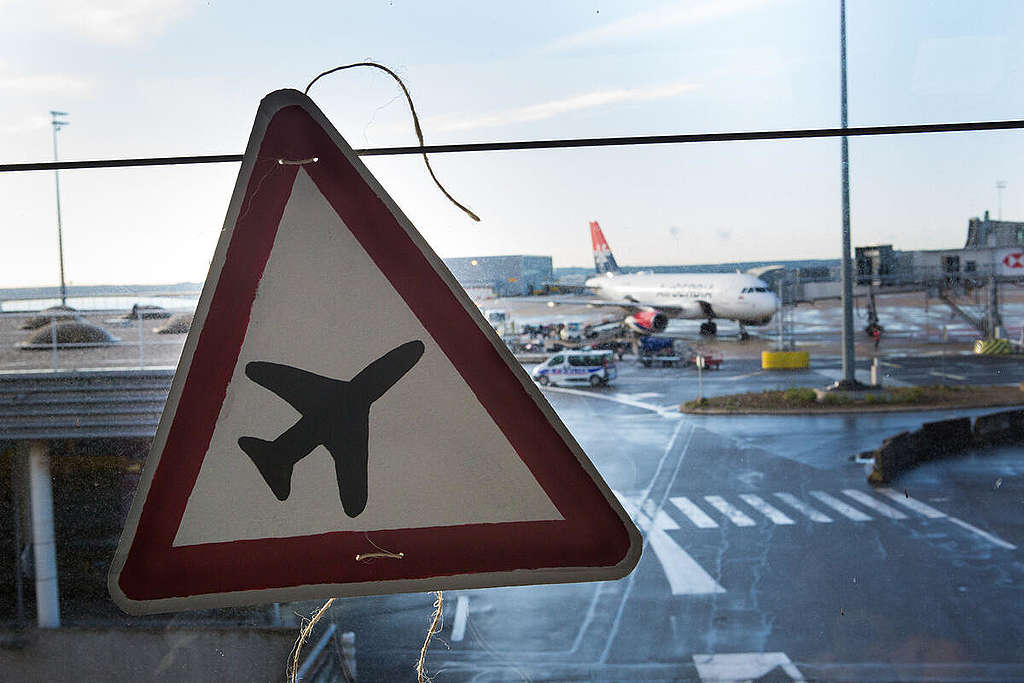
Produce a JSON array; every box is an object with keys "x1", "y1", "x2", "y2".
[{"x1": 680, "y1": 384, "x2": 1024, "y2": 413}]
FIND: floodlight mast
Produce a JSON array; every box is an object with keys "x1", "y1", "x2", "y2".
[
  {"x1": 838, "y1": 0, "x2": 857, "y2": 387},
  {"x1": 50, "y1": 111, "x2": 69, "y2": 307}
]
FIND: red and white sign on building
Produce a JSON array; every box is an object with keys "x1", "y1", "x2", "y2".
[
  {"x1": 108, "y1": 90, "x2": 641, "y2": 614},
  {"x1": 999, "y1": 249, "x2": 1024, "y2": 275}
]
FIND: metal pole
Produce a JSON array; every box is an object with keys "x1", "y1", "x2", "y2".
[
  {"x1": 11, "y1": 450, "x2": 25, "y2": 627},
  {"x1": 27, "y1": 441, "x2": 60, "y2": 628},
  {"x1": 51, "y1": 112, "x2": 69, "y2": 307},
  {"x1": 777, "y1": 279, "x2": 784, "y2": 351},
  {"x1": 137, "y1": 308, "x2": 145, "y2": 367},
  {"x1": 839, "y1": 0, "x2": 857, "y2": 386}
]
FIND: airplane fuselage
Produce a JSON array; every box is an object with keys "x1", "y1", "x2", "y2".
[{"x1": 584, "y1": 272, "x2": 778, "y2": 325}]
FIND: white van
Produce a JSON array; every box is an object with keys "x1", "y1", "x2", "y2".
[{"x1": 531, "y1": 350, "x2": 617, "y2": 387}]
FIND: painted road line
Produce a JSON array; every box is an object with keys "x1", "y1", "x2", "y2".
[
  {"x1": 774, "y1": 493, "x2": 833, "y2": 523},
  {"x1": 879, "y1": 360, "x2": 903, "y2": 368},
  {"x1": 618, "y1": 496, "x2": 725, "y2": 595},
  {"x1": 705, "y1": 496, "x2": 756, "y2": 527},
  {"x1": 544, "y1": 386, "x2": 682, "y2": 418},
  {"x1": 740, "y1": 494, "x2": 795, "y2": 525},
  {"x1": 876, "y1": 488, "x2": 946, "y2": 518},
  {"x1": 929, "y1": 370, "x2": 968, "y2": 381},
  {"x1": 842, "y1": 489, "x2": 908, "y2": 519},
  {"x1": 947, "y1": 517, "x2": 1017, "y2": 550},
  {"x1": 809, "y1": 491, "x2": 872, "y2": 521},
  {"x1": 451, "y1": 595, "x2": 469, "y2": 642},
  {"x1": 727, "y1": 370, "x2": 764, "y2": 382},
  {"x1": 693, "y1": 652, "x2": 805, "y2": 682},
  {"x1": 670, "y1": 497, "x2": 719, "y2": 529}
]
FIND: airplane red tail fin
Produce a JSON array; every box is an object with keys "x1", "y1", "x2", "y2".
[{"x1": 590, "y1": 221, "x2": 620, "y2": 274}]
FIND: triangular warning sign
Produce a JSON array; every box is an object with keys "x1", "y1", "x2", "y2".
[{"x1": 109, "y1": 89, "x2": 641, "y2": 614}]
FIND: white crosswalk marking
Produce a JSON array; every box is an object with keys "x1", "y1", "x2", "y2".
[
  {"x1": 670, "y1": 497, "x2": 718, "y2": 528},
  {"x1": 451, "y1": 595, "x2": 469, "y2": 642},
  {"x1": 842, "y1": 489, "x2": 908, "y2": 519},
  {"x1": 810, "y1": 491, "x2": 872, "y2": 521},
  {"x1": 876, "y1": 488, "x2": 946, "y2": 518},
  {"x1": 616, "y1": 494, "x2": 725, "y2": 595},
  {"x1": 773, "y1": 493, "x2": 833, "y2": 522},
  {"x1": 705, "y1": 496, "x2": 756, "y2": 527},
  {"x1": 740, "y1": 494, "x2": 795, "y2": 525}
]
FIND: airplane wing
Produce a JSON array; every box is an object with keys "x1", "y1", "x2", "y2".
[
  {"x1": 547, "y1": 297, "x2": 711, "y2": 319},
  {"x1": 244, "y1": 361, "x2": 338, "y2": 416}
]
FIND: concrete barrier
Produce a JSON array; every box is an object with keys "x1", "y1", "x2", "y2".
[
  {"x1": 973, "y1": 408, "x2": 1024, "y2": 444},
  {"x1": 868, "y1": 412, "x2": 1011, "y2": 484},
  {"x1": 761, "y1": 351, "x2": 810, "y2": 370},
  {"x1": 919, "y1": 417, "x2": 973, "y2": 458}
]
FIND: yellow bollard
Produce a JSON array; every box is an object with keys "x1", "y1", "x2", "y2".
[{"x1": 761, "y1": 351, "x2": 810, "y2": 369}]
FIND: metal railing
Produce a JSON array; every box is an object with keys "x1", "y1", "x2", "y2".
[
  {"x1": 0, "y1": 307, "x2": 192, "y2": 372},
  {"x1": 295, "y1": 625, "x2": 357, "y2": 682}
]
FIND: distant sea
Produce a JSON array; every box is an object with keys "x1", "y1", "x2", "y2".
[{"x1": 0, "y1": 283, "x2": 202, "y2": 313}]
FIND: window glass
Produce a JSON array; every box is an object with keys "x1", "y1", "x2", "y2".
[{"x1": 3, "y1": 2, "x2": 1024, "y2": 681}]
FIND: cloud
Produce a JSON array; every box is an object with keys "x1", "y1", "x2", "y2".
[
  {"x1": 49, "y1": 0, "x2": 194, "y2": 45},
  {"x1": 547, "y1": 0, "x2": 785, "y2": 51},
  {"x1": 0, "y1": 73, "x2": 93, "y2": 93},
  {"x1": 431, "y1": 81, "x2": 700, "y2": 133},
  {"x1": 0, "y1": 115, "x2": 51, "y2": 134}
]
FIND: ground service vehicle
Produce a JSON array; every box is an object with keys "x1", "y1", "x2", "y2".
[{"x1": 531, "y1": 350, "x2": 617, "y2": 387}]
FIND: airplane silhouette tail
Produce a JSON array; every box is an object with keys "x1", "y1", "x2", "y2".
[{"x1": 238, "y1": 436, "x2": 295, "y2": 501}]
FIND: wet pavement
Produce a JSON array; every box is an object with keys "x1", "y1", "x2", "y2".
[
  {"x1": 322, "y1": 356, "x2": 1024, "y2": 681},
  {"x1": 5, "y1": 294, "x2": 1024, "y2": 680}
]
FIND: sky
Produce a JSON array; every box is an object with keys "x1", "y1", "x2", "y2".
[{"x1": 3, "y1": 0, "x2": 1024, "y2": 287}]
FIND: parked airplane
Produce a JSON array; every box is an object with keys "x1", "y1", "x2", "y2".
[
  {"x1": 238, "y1": 340, "x2": 425, "y2": 518},
  {"x1": 584, "y1": 221, "x2": 779, "y2": 337}
]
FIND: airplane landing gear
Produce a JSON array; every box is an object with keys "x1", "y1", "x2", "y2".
[
  {"x1": 700, "y1": 321, "x2": 717, "y2": 336},
  {"x1": 738, "y1": 323, "x2": 750, "y2": 341}
]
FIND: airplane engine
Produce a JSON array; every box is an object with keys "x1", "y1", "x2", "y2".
[{"x1": 625, "y1": 310, "x2": 668, "y2": 334}]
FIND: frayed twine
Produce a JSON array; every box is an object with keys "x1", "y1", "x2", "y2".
[
  {"x1": 415, "y1": 590, "x2": 444, "y2": 683},
  {"x1": 288, "y1": 598, "x2": 335, "y2": 683},
  {"x1": 355, "y1": 534, "x2": 405, "y2": 562},
  {"x1": 305, "y1": 62, "x2": 480, "y2": 223}
]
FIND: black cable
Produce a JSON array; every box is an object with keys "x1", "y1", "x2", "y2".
[{"x1": 2, "y1": 119, "x2": 1023, "y2": 173}]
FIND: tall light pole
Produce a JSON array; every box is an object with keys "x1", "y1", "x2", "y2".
[
  {"x1": 51, "y1": 110, "x2": 70, "y2": 306},
  {"x1": 996, "y1": 180, "x2": 1007, "y2": 220},
  {"x1": 838, "y1": 0, "x2": 858, "y2": 387}
]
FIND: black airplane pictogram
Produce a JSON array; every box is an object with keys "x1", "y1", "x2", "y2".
[{"x1": 238, "y1": 340, "x2": 425, "y2": 518}]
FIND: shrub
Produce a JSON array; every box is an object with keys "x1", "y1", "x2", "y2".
[
  {"x1": 783, "y1": 386, "x2": 817, "y2": 404},
  {"x1": 822, "y1": 392, "x2": 852, "y2": 405}
]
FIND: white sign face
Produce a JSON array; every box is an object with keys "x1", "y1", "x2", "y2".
[
  {"x1": 997, "y1": 248, "x2": 1024, "y2": 276},
  {"x1": 173, "y1": 170, "x2": 561, "y2": 546},
  {"x1": 109, "y1": 89, "x2": 640, "y2": 615}
]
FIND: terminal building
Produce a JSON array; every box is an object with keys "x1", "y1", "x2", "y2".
[{"x1": 442, "y1": 255, "x2": 553, "y2": 298}]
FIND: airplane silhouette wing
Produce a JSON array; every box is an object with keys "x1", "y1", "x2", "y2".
[
  {"x1": 350, "y1": 340, "x2": 425, "y2": 403},
  {"x1": 323, "y1": 424, "x2": 371, "y2": 518},
  {"x1": 244, "y1": 361, "x2": 338, "y2": 415}
]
